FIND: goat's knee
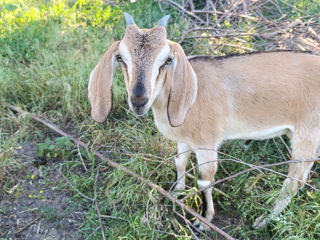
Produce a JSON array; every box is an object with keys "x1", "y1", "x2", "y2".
[{"x1": 173, "y1": 156, "x2": 188, "y2": 191}]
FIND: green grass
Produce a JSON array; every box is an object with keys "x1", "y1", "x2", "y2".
[{"x1": 0, "y1": 0, "x2": 319, "y2": 239}]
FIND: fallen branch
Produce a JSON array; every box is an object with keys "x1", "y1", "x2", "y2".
[{"x1": 8, "y1": 105, "x2": 235, "y2": 240}]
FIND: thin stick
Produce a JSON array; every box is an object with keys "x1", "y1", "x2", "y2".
[
  {"x1": 145, "y1": 188, "x2": 153, "y2": 230},
  {"x1": 94, "y1": 166, "x2": 106, "y2": 240},
  {"x1": 15, "y1": 216, "x2": 41, "y2": 234},
  {"x1": 85, "y1": 227, "x2": 100, "y2": 240},
  {"x1": 8, "y1": 105, "x2": 235, "y2": 240},
  {"x1": 161, "y1": 0, "x2": 206, "y2": 24},
  {"x1": 279, "y1": 136, "x2": 292, "y2": 156},
  {"x1": 77, "y1": 141, "x2": 88, "y2": 172},
  {"x1": 99, "y1": 215, "x2": 128, "y2": 222},
  {"x1": 58, "y1": 168, "x2": 94, "y2": 202},
  {"x1": 173, "y1": 209, "x2": 205, "y2": 240}
]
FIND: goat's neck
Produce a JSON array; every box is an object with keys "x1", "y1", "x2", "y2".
[
  {"x1": 152, "y1": 77, "x2": 170, "y2": 115},
  {"x1": 151, "y1": 80, "x2": 178, "y2": 140},
  {"x1": 152, "y1": 84, "x2": 169, "y2": 118}
]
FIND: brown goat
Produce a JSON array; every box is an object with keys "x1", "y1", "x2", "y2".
[{"x1": 88, "y1": 13, "x2": 320, "y2": 230}]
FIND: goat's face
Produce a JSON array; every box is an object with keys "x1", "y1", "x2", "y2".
[
  {"x1": 118, "y1": 25, "x2": 171, "y2": 116},
  {"x1": 88, "y1": 13, "x2": 197, "y2": 127}
]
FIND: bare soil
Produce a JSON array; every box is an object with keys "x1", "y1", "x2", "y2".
[{"x1": 0, "y1": 142, "x2": 84, "y2": 240}]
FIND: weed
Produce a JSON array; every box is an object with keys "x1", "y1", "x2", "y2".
[{"x1": 37, "y1": 136, "x2": 73, "y2": 160}]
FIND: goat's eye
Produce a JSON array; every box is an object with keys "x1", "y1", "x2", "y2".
[
  {"x1": 116, "y1": 54, "x2": 123, "y2": 62},
  {"x1": 165, "y1": 57, "x2": 173, "y2": 65},
  {"x1": 161, "y1": 57, "x2": 173, "y2": 69}
]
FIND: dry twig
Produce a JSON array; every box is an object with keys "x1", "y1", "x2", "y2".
[
  {"x1": 167, "y1": 0, "x2": 320, "y2": 53},
  {"x1": 160, "y1": 0, "x2": 206, "y2": 24},
  {"x1": 15, "y1": 216, "x2": 41, "y2": 234}
]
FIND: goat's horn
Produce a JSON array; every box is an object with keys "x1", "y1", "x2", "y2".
[
  {"x1": 157, "y1": 15, "x2": 170, "y2": 27},
  {"x1": 124, "y1": 12, "x2": 135, "y2": 26}
]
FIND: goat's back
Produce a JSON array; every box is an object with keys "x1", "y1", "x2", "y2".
[{"x1": 185, "y1": 52, "x2": 320, "y2": 142}]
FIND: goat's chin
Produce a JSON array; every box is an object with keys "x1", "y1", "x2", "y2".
[{"x1": 130, "y1": 105, "x2": 151, "y2": 117}]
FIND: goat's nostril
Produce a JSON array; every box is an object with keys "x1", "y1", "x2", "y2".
[{"x1": 131, "y1": 96, "x2": 148, "y2": 107}]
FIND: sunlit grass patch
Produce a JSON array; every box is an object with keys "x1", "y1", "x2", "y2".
[{"x1": 0, "y1": 0, "x2": 122, "y2": 34}]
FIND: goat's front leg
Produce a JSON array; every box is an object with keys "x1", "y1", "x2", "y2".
[
  {"x1": 194, "y1": 148, "x2": 218, "y2": 231},
  {"x1": 173, "y1": 142, "x2": 192, "y2": 191}
]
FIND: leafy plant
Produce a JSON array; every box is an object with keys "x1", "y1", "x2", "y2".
[{"x1": 37, "y1": 136, "x2": 73, "y2": 160}]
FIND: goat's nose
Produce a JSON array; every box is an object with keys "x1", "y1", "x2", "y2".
[{"x1": 131, "y1": 96, "x2": 148, "y2": 107}]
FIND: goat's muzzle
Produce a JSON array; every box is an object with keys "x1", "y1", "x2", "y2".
[
  {"x1": 131, "y1": 96, "x2": 148, "y2": 107},
  {"x1": 130, "y1": 95, "x2": 149, "y2": 116}
]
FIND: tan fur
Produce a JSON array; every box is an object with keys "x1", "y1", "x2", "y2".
[
  {"x1": 166, "y1": 41, "x2": 197, "y2": 127},
  {"x1": 89, "y1": 20, "x2": 320, "y2": 230},
  {"x1": 88, "y1": 41, "x2": 120, "y2": 122}
]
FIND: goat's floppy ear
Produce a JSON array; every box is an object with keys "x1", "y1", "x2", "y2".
[
  {"x1": 88, "y1": 41, "x2": 120, "y2": 122},
  {"x1": 167, "y1": 41, "x2": 198, "y2": 127}
]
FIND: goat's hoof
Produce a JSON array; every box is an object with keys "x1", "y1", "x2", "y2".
[
  {"x1": 252, "y1": 214, "x2": 269, "y2": 229},
  {"x1": 171, "y1": 185, "x2": 185, "y2": 197},
  {"x1": 193, "y1": 220, "x2": 210, "y2": 232}
]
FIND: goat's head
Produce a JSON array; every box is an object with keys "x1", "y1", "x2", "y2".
[{"x1": 88, "y1": 13, "x2": 197, "y2": 127}]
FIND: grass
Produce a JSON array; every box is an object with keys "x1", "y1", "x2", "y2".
[{"x1": 0, "y1": 0, "x2": 319, "y2": 239}]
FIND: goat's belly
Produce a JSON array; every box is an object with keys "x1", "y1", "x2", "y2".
[{"x1": 225, "y1": 125, "x2": 294, "y2": 140}]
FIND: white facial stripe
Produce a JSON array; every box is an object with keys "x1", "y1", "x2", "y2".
[
  {"x1": 150, "y1": 45, "x2": 170, "y2": 92},
  {"x1": 119, "y1": 41, "x2": 133, "y2": 81},
  {"x1": 88, "y1": 65, "x2": 97, "y2": 99}
]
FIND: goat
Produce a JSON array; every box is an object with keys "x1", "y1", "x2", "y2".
[{"x1": 88, "y1": 13, "x2": 320, "y2": 230}]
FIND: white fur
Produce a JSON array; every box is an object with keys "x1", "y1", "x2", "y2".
[
  {"x1": 225, "y1": 125, "x2": 294, "y2": 140},
  {"x1": 197, "y1": 180, "x2": 211, "y2": 188},
  {"x1": 173, "y1": 143, "x2": 192, "y2": 191},
  {"x1": 88, "y1": 65, "x2": 97, "y2": 99},
  {"x1": 189, "y1": 67, "x2": 198, "y2": 107},
  {"x1": 119, "y1": 41, "x2": 133, "y2": 81},
  {"x1": 151, "y1": 45, "x2": 170, "y2": 92}
]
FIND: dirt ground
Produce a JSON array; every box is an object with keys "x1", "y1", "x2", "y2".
[{"x1": 0, "y1": 142, "x2": 84, "y2": 240}]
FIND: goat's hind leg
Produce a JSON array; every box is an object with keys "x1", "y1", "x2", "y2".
[{"x1": 253, "y1": 131, "x2": 319, "y2": 229}]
